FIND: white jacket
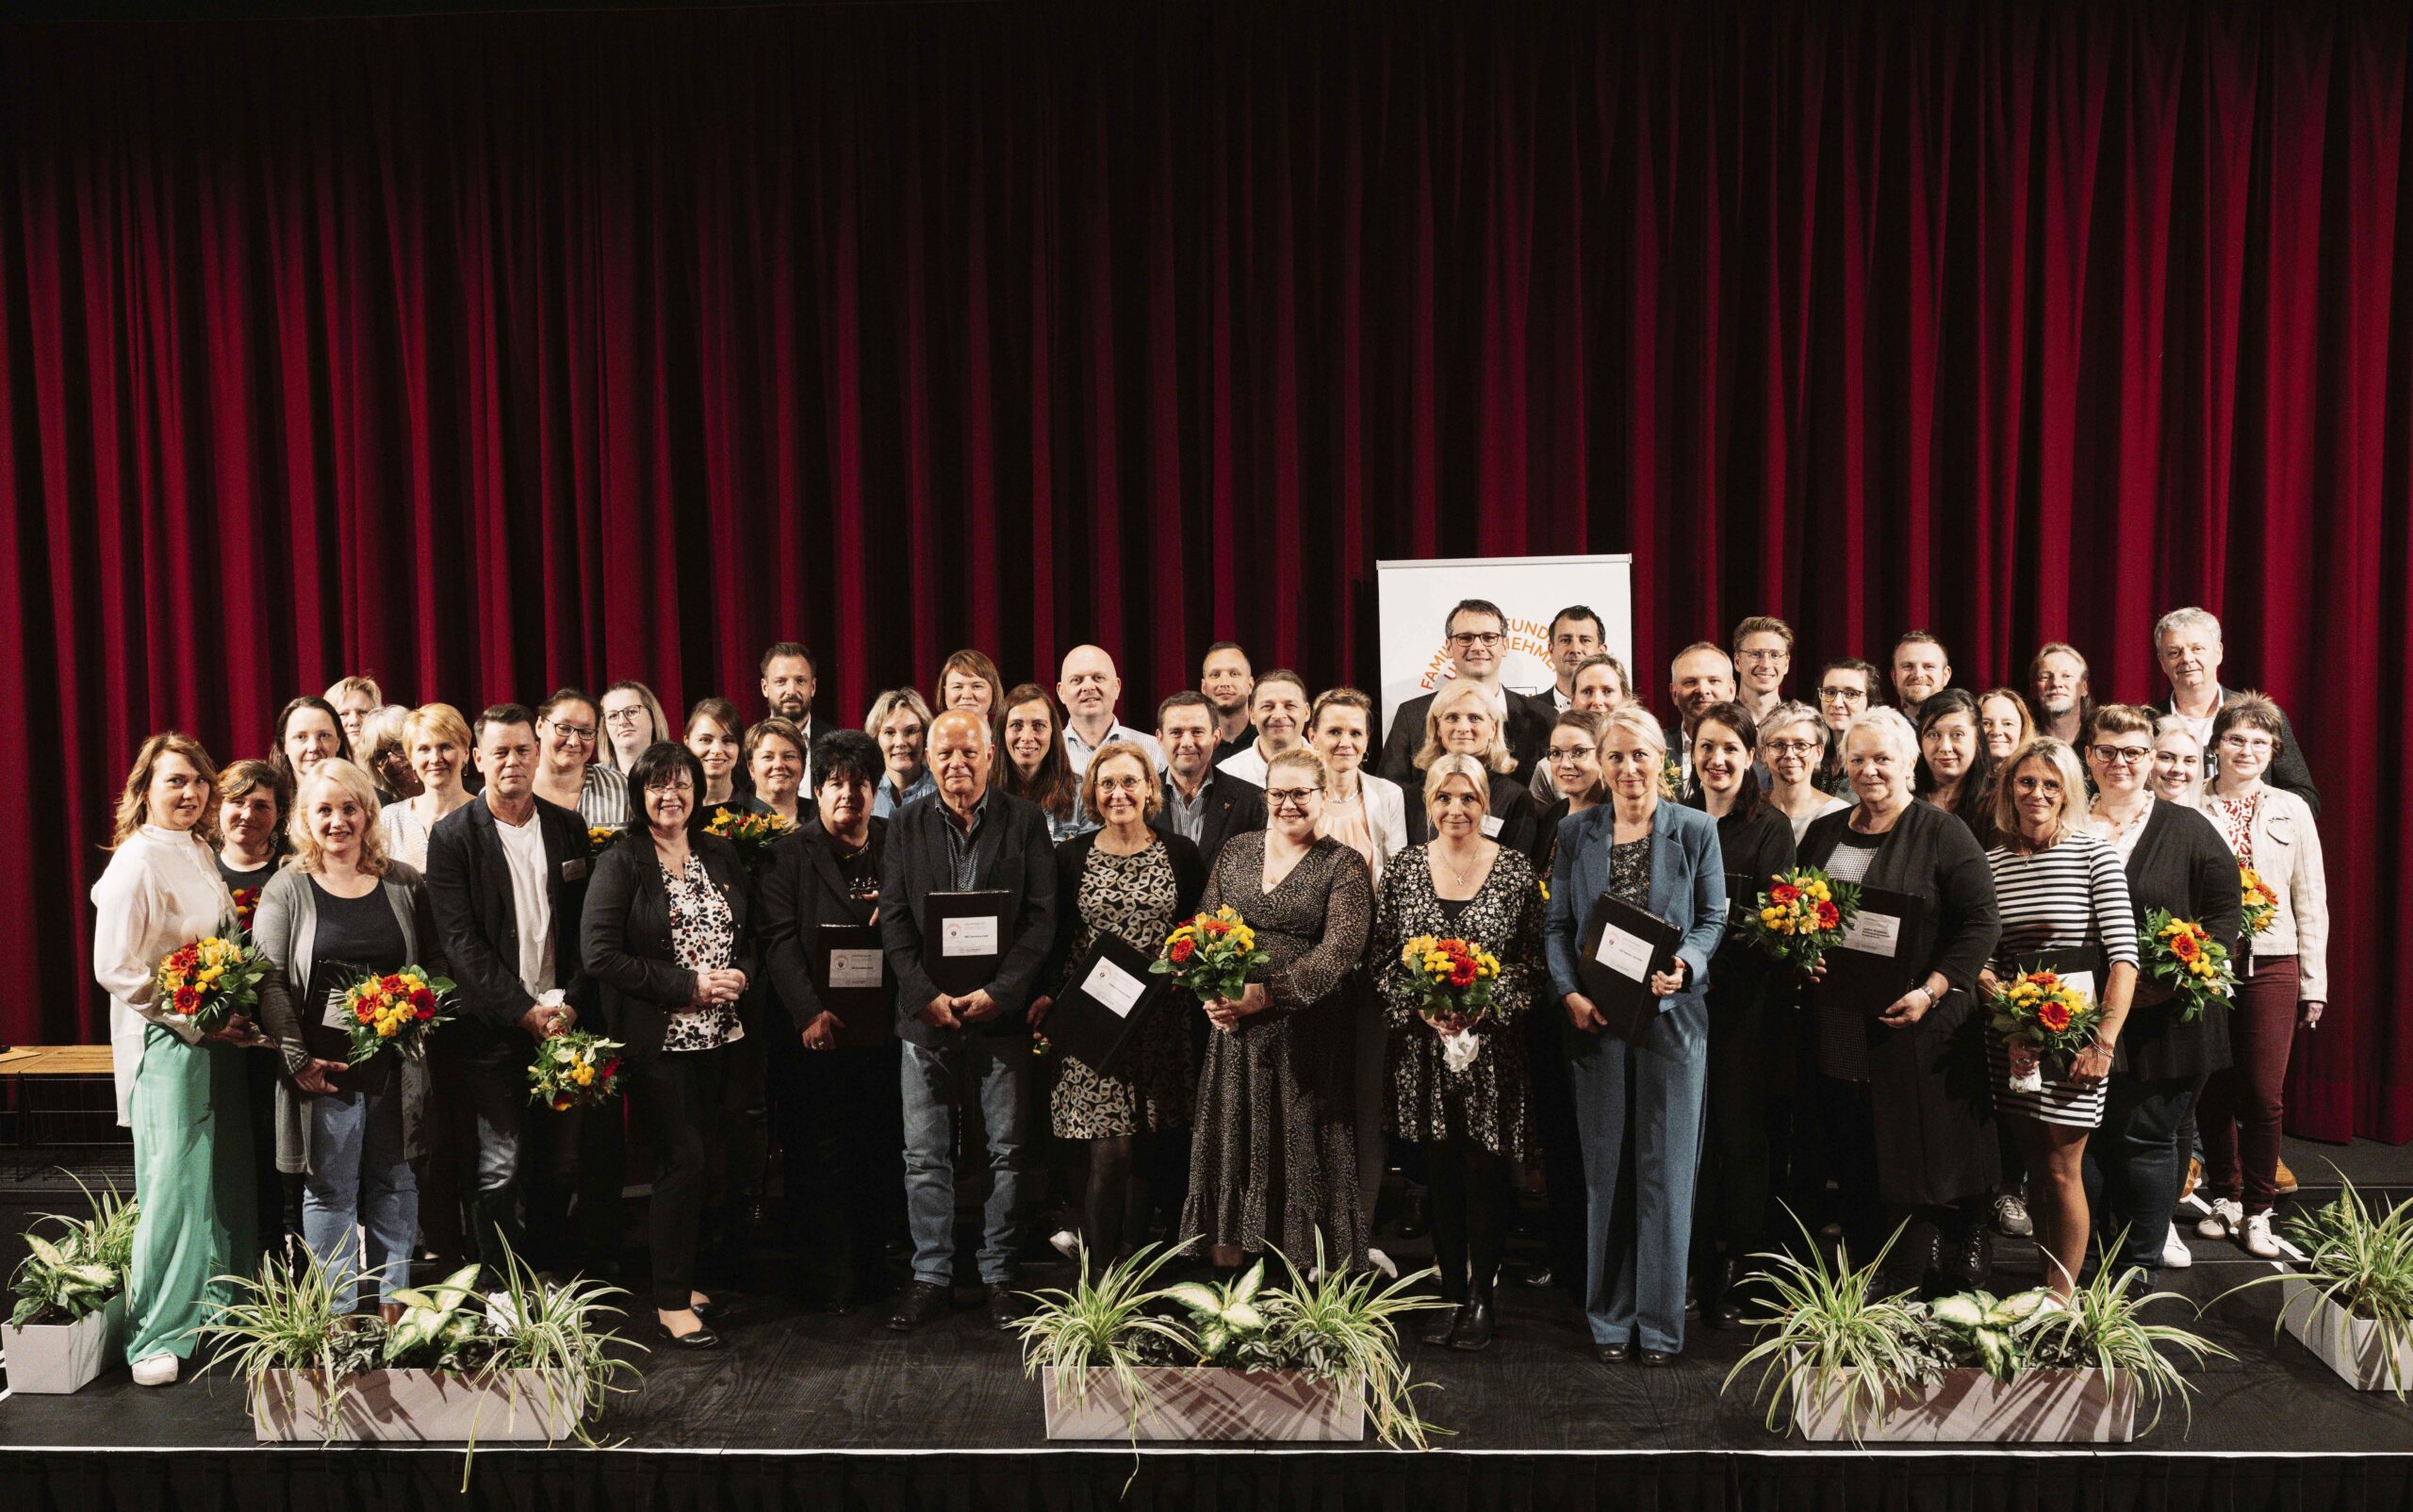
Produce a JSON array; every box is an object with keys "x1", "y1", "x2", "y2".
[
  {"x1": 2215, "y1": 785, "x2": 2329, "y2": 1001},
  {"x1": 90, "y1": 825, "x2": 238, "y2": 1126}
]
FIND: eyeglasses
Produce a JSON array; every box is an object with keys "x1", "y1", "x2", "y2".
[
  {"x1": 1545, "y1": 746, "x2": 1599, "y2": 763},
  {"x1": 2220, "y1": 732, "x2": 2274, "y2": 752},
  {"x1": 1264, "y1": 787, "x2": 1320, "y2": 809},
  {"x1": 1737, "y1": 649, "x2": 1788, "y2": 664},
  {"x1": 603, "y1": 708, "x2": 648, "y2": 725},
  {"x1": 1765, "y1": 739, "x2": 1821, "y2": 757},
  {"x1": 1448, "y1": 632, "x2": 1505, "y2": 649},
  {"x1": 1817, "y1": 686, "x2": 1867, "y2": 704},
  {"x1": 2090, "y1": 744, "x2": 2152, "y2": 766},
  {"x1": 646, "y1": 777, "x2": 696, "y2": 794},
  {"x1": 546, "y1": 721, "x2": 597, "y2": 743}
]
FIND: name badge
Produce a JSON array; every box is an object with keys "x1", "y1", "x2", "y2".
[
  {"x1": 562, "y1": 858, "x2": 589, "y2": 882},
  {"x1": 829, "y1": 949, "x2": 884, "y2": 990},
  {"x1": 1081, "y1": 957, "x2": 1149, "y2": 1018},
  {"x1": 1840, "y1": 910, "x2": 1900, "y2": 959},
  {"x1": 1594, "y1": 923, "x2": 1655, "y2": 982},
  {"x1": 1480, "y1": 814, "x2": 1505, "y2": 839},
  {"x1": 942, "y1": 915, "x2": 1001, "y2": 957}
]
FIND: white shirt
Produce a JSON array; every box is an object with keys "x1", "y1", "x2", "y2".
[
  {"x1": 1217, "y1": 742, "x2": 1272, "y2": 785},
  {"x1": 1063, "y1": 719, "x2": 1166, "y2": 776},
  {"x1": 492, "y1": 807, "x2": 556, "y2": 1000},
  {"x1": 382, "y1": 802, "x2": 434, "y2": 872},
  {"x1": 90, "y1": 824, "x2": 238, "y2": 1125}
]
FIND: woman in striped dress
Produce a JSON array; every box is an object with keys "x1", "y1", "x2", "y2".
[{"x1": 1980, "y1": 738, "x2": 2137, "y2": 1300}]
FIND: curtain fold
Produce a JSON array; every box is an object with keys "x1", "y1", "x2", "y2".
[{"x1": 2, "y1": 2, "x2": 2406, "y2": 1138}]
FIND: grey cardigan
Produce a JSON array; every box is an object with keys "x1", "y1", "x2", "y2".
[{"x1": 252, "y1": 862, "x2": 443, "y2": 1176}]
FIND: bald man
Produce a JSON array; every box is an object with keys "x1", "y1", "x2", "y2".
[
  {"x1": 1058, "y1": 643, "x2": 1166, "y2": 775},
  {"x1": 1664, "y1": 641, "x2": 1737, "y2": 788},
  {"x1": 878, "y1": 709, "x2": 1059, "y2": 1333}
]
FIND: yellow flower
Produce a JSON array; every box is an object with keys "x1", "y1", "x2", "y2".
[{"x1": 572, "y1": 1063, "x2": 595, "y2": 1086}]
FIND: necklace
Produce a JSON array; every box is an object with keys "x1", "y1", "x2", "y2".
[
  {"x1": 2093, "y1": 794, "x2": 2151, "y2": 844},
  {"x1": 1434, "y1": 842, "x2": 1485, "y2": 892}
]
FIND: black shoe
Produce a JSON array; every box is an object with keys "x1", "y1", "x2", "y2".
[
  {"x1": 1946, "y1": 1225, "x2": 1990, "y2": 1290},
  {"x1": 1419, "y1": 1304, "x2": 1463, "y2": 1347},
  {"x1": 1594, "y1": 1341, "x2": 1633, "y2": 1365},
  {"x1": 1395, "y1": 1189, "x2": 1430, "y2": 1241},
  {"x1": 1637, "y1": 1347, "x2": 1678, "y2": 1367},
  {"x1": 1708, "y1": 1258, "x2": 1747, "y2": 1327},
  {"x1": 691, "y1": 1292, "x2": 733, "y2": 1321},
  {"x1": 1450, "y1": 1301, "x2": 1496, "y2": 1352},
  {"x1": 1514, "y1": 1262, "x2": 1556, "y2": 1290},
  {"x1": 985, "y1": 1283, "x2": 1026, "y2": 1330},
  {"x1": 1683, "y1": 1276, "x2": 1699, "y2": 1316},
  {"x1": 655, "y1": 1318, "x2": 721, "y2": 1350},
  {"x1": 886, "y1": 1278, "x2": 951, "y2": 1332}
]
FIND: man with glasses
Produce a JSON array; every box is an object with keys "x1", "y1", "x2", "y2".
[
  {"x1": 1731, "y1": 616, "x2": 1794, "y2": 721},
  {"x1": 1377, "y1": 598, "x2": 1553, "y2": 782},
  {"x1": 2151, "y1": 607, "x2": 2320, "y2": 816}
]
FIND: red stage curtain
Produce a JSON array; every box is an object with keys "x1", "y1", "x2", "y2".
[{"x1": 1, "y1": 4, "x2": 2405, "y2": 1138}]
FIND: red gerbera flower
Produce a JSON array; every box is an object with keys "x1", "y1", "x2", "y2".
[
  {"x1": 1170, "y1": 937, "x2": 1196, "y2": 962},
  {"x1": 1771, "y1": 883, "x2": 1799, "y2": 904},
  {"x1": 2037, "y1": 1000, "x2": 2072, "y2": 1032}
]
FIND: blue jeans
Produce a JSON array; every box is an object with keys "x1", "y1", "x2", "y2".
[
  {"x1": 901, "y1": 1038, "x2": 1030, "y2": 1286},
  {"x1": 1567, "y1": 1007, "x2": 1709, "y2": 1354},
  {"x1": 2089, "y1": 1074, "x2": 2195, "y2": 1287},
  {"x1": 303, "y1": 1080, "x2": 419, "y2": 1311}
]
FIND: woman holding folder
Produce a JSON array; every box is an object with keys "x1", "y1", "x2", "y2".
[
  {"x1": 1028, "y1": 742, "x2": 1206, "y2": 1264},
  {"x1": 1543, "y1": 706, "x2": 1726, "y2": 1367},
  {"x1": 1796, "y1": 708, "x2": 2001, "y2": 1294}
]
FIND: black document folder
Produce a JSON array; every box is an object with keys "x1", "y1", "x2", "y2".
[
  {"x1": 1042, "y1": 932, "x2": 1172, "y2": 1077},
  {"x1": 1814, "y1": 885, "x2": 1933, "y2": 1013},
  {"x1": 924, "y1": 890, "x2": 1014, "y2": 998},
  {"x1": 813, "y1": 922, "x2": 893, "y2": 1048},
  {"x1": 1576, "y1": 892, "x2": 1684, "y2": 1044}
]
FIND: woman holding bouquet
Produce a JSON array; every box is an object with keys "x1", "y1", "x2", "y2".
[
  {"x1": 583, "y1": 741, "x2": 756, "y2": 1347},
  {"x1": 1684, "y1": 703, "x2": 1797, "y2": 1323},
  {"x1": 2192, "y1": 693, "x2": 2327, "y2": 1258},
  {"x1": 1980, "y1": 738, "x2": 2138, "y2": 1298},
  {"x1": 1183, "y1": 747, "x2": 1373, "y2": 1271},
  {"x1": 92, "y1": 733, "x2": 254, "y2": 1386},
  {"x1": 1370, "y1": 755, "x2": 1542, "y2": 1350},
  {"x1": 1797, "y1": 708, "x2": 1999, "y2": 1293},
  {"x1": 1543, "y1": 706, "x2": 1727, "y2": 1366},
  {"x1": 2079, "y1": 704, "x2": 2240, "y2": 1283},
  {"x1": 1030, "y1": 743, "x2": 1206, "y2": 1264},
  {"x1": 253, "y1": 759, "x2": 446, "y2": 1322}
]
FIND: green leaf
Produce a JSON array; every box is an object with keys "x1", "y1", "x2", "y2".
[
  {"x1": 1233, "y1": 1259, "x2": 1264, "y2": 1303},
  {"x1": 1161, "y1": 1282, "x2": 1220, "y2": 1316}
]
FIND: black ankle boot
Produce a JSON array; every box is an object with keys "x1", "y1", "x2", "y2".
[
  {"x1": 1450, "y1": 1296, "x2": 1496, "y2": 1351},
  {"x1": 1709, "y1": 1257, "x2": 1748, "y2": 1326},
  {"x1": 1396, "y1": 1188, "x2": 1430, "y2": 1241},
  {"x1": 1420, "y1": 1295, "x2": 1464, "y2": 1347}
]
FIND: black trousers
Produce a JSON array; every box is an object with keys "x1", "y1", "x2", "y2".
[
  {"x1": 625, "y1": 1041, "x2": 738, "y2": 1311},
  {"x1": 463, "y1": 1042, "x2": 623, "y2": 1281},
  {"x1": 1699, "y1": 976, "x2": 1788, "y2": 1256},
  {"x1": 1522, "y1": 1005, "x2": 1588, "y2": 1297},
  {"x1": 773, "y1": 1034, "x2": 905, "y2": 1297}
]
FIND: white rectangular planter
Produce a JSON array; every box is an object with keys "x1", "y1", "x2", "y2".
[
  {"x1": 1790, "y1": 1366, "x2": 2137, "y2": 1442},
  {"x1": 2281, "y1": 1275, "x2": 2413, "y2": 1392},
  {"x1": 1042, "y1": 1366, "x2": 1366, "y2": 1441},
  {"x1": 252, "y1": 1368, "x2": 585, "y2": 1442},
  {"x1": 0, "y1": 1294, "x2": 125, "y2": 1394}
]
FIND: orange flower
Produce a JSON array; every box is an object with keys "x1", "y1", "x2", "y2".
[
  {"x1": 2037, "y1": 999, "x2": 2072, "y2": 1032},
  {"x1": 2170, "y1": 931, "x2": 2201, "y2": 962}
]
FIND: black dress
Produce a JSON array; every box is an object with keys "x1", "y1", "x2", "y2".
[{"x1": 1697, "y1": 801, "x2": 1798, "y2": 1252}]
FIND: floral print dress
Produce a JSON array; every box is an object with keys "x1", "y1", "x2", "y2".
[
  {"x1": 659, "y1": 852, "x2": 742, "y2": 1052},
  {"x1": 1050, "y1": 842, "x2": 1193, "y2": 1138}
]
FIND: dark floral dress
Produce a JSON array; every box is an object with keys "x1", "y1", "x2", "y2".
[
  {"x1": 1180, "y1": 833, "x2": 1373, "y2": 1266},
  {"x1": 660, "y1": 853, "x2": 742, "y2": 1052},
  {"x1": 1371, "y1": 846, "x2": 1543, "y2": 1160},
  {"x1": 1050, "y1": 842, "x2": 1193, "y2": 1138}
]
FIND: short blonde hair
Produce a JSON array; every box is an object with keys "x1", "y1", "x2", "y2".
[
  {"x1": 404, "y1": 701, "x2": 474, "y2": 754},
  {"x1": 1421, "y1": 752, "x2": 1492, "y2": 823},
  {"x1": 358, "y1": 705, "x2": 412, "y2": 770},
  {"x1": 1416, "y1": 679, "x2": 1518, "y2": 774},
  {"x1": 864, "y1": 686, "x2": 934, "y2": 738},
  {"x1": 1841, "y1": 706, "x2": 1920, "y2": 767},
  {"x1": 1079, "y1": 740, "x2": 1163, "y2": 822},
  {"x1": 287, "y1": 759, "x2": 392, "y2": 876},
  {"x1": 1600, "y1": 704, "x2": 1668, "y2": 763},
  {"x1": 1265, "y1": 746, "x2": 1330, "y2": 793},
  {"x1": 1991, "y1": 737, "x2": 2091, "y2": 848},
  {"x1": 324, "y1": 674, "x2": 383, "y2": 709}
]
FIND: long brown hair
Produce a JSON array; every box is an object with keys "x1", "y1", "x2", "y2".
[
  {"x1": 110, "y1": 731, "x2": 221, "y2": 848},
  {"x1": 998, "y1": 683, "x2": 1077, "y2": 822}
]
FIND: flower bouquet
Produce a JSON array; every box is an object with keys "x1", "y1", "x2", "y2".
[
  {"x1": 1151, "y1": 905, "x2": 1272, "y2": 1011},
  {"x1": 1743, "y1": 866, "x2": 1860, "y2": 974},
  {"x1": 586, "y1": 825, "x2": 625, "y2": 858},
  {"x1": 2137, "y1": 911, "x2": 2236, "y2": 1024},
  {"x1": 706, "y1": 807, "x2": 794, "y2": 872},
  {"x1": 2239, "y1": 864, "x2": 2278, "y2": 937},
  {"x1": 340, "y1": 965, "x2": 455, "y2": 1065},
  {"x1": 1985, "y1": 968, "x2": 2102, "y2": 1093},
  {"x1": 1397, "y1": 934, "x2": 1501, "y2": 1075},
  {"x1": 154, "y1": 930, "x2": 271, "y2": 1036},
  {"x1": 528, "y1": 1027, "x2": 625, "y2": 1111},
  {"x1": 229, "y1": 886, "x2": 262, "y2": 932}
]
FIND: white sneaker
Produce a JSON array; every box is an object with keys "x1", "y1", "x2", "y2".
[
  {"x1": 2241, "y1": 1211, "x2": 2280, "y2": 1258},
  {"x1": 130, "y1": 1354, "x2": 178, "y2": 1387},
  {"x1": 1048, "y1": 1229, "x2": 1081, "y2": 1260},
  {"x1": 2196, "y1": 1198, "x2": 2243, "y2": 1239},
  {"x1": 1365, "y1": 1246, "x2": 1400, "y2": 1280},
  {"x1": 2160, "y1": 1222, "x2": 2192, "y2": 1270}
]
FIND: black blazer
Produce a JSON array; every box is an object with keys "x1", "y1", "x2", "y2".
[
  {"x1": 423, "y1": 795, "x2": 595, "y2": 1051},
  {"x1": 581, "y1": 830, "x2": 758, "y2": 1060},
  {"x1": 878, "y1": 789, "x2": 1059, "y2": 1048},
  {"x1": 1704, "y1": 801, "x2": 1797, "y2": 994},
  {"x1": 1045, "y1": 830, "x2": 1209, "y2": 990},
  {"x1": 2158, "y1": 687, "x2": 2320, "y2": 816},
  {"x1": 1376, "y1": 687, "x2": 1552, "y2": 786},
  {"x1": 1152, "y1": 770, "x2": 1266, "y2": 871},
  {"x1": 759, "y1": 815, "x2": 887, "y2": 1034},
  {"x1": 2115, "y1": 799, "x2": 2242, "y2": 1082},
  {"x1": 1403, "y1": 770, "x2": 1537, "y2": 854}
]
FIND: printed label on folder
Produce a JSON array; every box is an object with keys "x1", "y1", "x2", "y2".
[
  {"x1": 1081, "y1": 957, "x2": 1149, "y2": 1018},
  {"x1": 1840, "y1": 911, "x2": 1901, "y2": 959},
  {"x1": 942, "y1": 916, "x2": 1001, "y2": 957},
  {"x1": 1480, "y1": 814, "x2": 1504, "y2": 839},
  {"x1": 828, "y1": 948, "x2": 884, "y2": 990},
  {"x1": 1594, "y1": 923, "x2": 1654, "y2": 981}
]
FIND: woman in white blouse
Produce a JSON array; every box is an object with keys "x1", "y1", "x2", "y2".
[
  {"x1": 2193, "y1": 692, "x2": 2327, "y2": 1258},
  {"x1": 90, "y1": 733, "x2": 255, "y2": 1386},
  {"x1": 1307, "y1": 688, "x2": 1406, "y2": 888},
  {"x1": 379, "y1": 703, "x2": 477, "y2": 872}
]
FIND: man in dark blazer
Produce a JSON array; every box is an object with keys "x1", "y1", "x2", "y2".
[
  {"x1": 1377, "y1": 598, "x2": 1554, "y2": 783},
  {"x1": 878, "y1": 710, "x2": 1059, "y2": 1333},
  {"x1": 1153, "y1": 692, "x2": 1266, "y2": 870},
  {"x1": 424, "y1": 702, "x2": 601, "y2": 1284},
  {"x1": 2153, "y1": 607, "x2": 2321, "y2": 816}
]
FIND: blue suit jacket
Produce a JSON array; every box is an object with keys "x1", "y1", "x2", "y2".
[{"x1": 1543, "y1": 799, "x2": 1728, "y2": 1057}]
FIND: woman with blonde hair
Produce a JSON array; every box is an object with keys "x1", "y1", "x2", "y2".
[
  {"x1": 91, "y1": 732, "x2": 253, "y2": 1385},
  {"x1": 357, "y1": 705, "x2": 421, "y2": 804},
  {"x1": 600, "y1": 681, "x2": 673, "y2": 773},
  {"x1": 865, "y1": 686, "x2": 938, "y2": 817},
  {"x1": 1406, "y1": 679, "x2": 1537, "y2": 851},
  {"x1": 380, "y1": 703, "x2": 477, "y2": 871},
  {"x1": 325, "y1": 675, "x2": 385, "y2": 753}
]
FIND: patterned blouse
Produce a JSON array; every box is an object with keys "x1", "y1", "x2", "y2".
[{"x1": 660, "y1": 852, "x2": 742, "y2": 1052}]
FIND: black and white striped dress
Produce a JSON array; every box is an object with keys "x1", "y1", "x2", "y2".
[{"x1": 1984, "y1": 830, "x2": 2137, "y2": 1128}]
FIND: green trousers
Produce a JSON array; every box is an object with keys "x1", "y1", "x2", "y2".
[{"x1": 125, "y1": 1026, "x2": 257, "y2": 1363}]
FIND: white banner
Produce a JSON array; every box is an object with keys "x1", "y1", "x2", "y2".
[{"x1": 1374, "y1": 553, "x2": 1634, "y2": 738}]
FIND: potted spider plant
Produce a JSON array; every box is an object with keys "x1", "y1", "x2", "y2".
[
  {"x1": 3, "y1": 1177, "x2": 137, "y2": 1394},
  {"x1": 1014, "y1": 1237, "x2": 1448, "y2": 1446},
  {"x1": 197, "y1": 1241, "x2": 638, "y2": 1447},
  {"x1": 1724, "y1": 1218, "x2": 2224, "y2": 1443},
  {"x1": 2219, "y1": 1179, "x2": 2413, "y2": 1395}
]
